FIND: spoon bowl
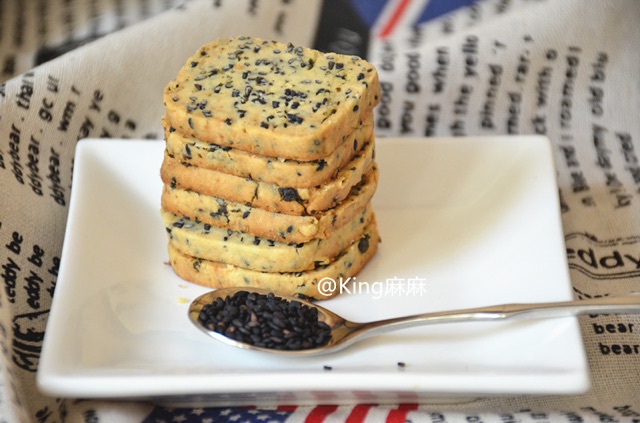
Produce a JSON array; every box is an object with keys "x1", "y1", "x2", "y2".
[
  {"x1": 189, "y1": 287, "x2": 358, "y2": 356},
  {"x1": 189, "y1": 287, "x2": 640, "y2": 356}
]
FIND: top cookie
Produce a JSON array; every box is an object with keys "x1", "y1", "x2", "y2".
[{"x1": 163, "y1": 36, "x2": 380, "y2": 161}]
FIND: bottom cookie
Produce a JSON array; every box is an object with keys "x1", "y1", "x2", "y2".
[{"x1": 166, "y1": 220, "x2": 380, "y2": 299}]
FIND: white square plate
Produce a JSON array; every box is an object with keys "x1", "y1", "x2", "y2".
[{"x1": 38, "y1": 136, "x2": 589, "y2": 405}]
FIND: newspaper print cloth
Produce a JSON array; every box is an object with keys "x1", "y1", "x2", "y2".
[{"x1": 0, "y1": 0, "x2": 639, "y2": 422}]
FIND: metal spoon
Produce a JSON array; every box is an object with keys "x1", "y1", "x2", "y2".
[{"x1": 188, "y1": 287, "x2": 640, "y2": 356}]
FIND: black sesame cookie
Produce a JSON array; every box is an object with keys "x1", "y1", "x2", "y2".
[
  {"x1": 162, "y1": 204, "x2": 374, "y2": 273},
  {"x1": 163, "y1": 35, "x2": 380, "y2": 161},
  {"x1": 166, "y1": 219, "x2": 380, "y2": 299},
  {"x1": 162, "y1": 115, "x2": 374, "y2": 188},
  {"x1": 161, "y1": 165, "x2": 378, "y2": 244},
  {"x1": 160, "y1": 137, "x2": 375, "y2": 216}
]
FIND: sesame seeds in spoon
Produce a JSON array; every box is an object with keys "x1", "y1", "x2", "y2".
[{"x1": 189, "y1": 287, "x2": 640, "y2": 356}]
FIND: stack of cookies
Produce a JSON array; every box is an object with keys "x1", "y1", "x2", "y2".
[{"x1": 160, "y1": 36, "x2": 380, "y2": 299}]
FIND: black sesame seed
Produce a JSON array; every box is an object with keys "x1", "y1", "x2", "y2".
[
  {"x1": 328, "y1": 61, "x2": 335, "y2": 70},
  {"x1": 261, "y1": 122, "x2": 269, "y2": 129},
  {"x1": 353, "y1": 105, "x2": 359, "y2": 112},
  {"x1": 242, "y1": 210, "x2": 251, "y2": 219},
  {"x1": 286, "y1": 113, "x2": 303, "y2": 124},
  {"x1": 210, "y1": 202, "x2": 228, "y2": 220},
  {"x1": 323, "y1": 365, "x2": 332, "y2": 371},
  {"x1": 397, "y1": 362, "x2": 406, "y2": 368},
  {"x1": 313, "y1": 261, "x2": 326, "y2": 270},
  {"x1": 357, "y1": 73, "x2": 365, "y2": 80},
  {"x1": 225, "y1": 118, "x2": 232, "y2": 126},
  {"x1": 316, "y1": 159, "x2": 326, "y2": 172},
  {"x1": 358, "y1": 235, "x2": 370, "y2": 253}
]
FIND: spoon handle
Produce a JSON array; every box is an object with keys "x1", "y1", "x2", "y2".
[{"x1": 356, "y1": 296, "x2": 640, "y2": 338}]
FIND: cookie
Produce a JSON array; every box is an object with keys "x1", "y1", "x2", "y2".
[
  {"x1": 166, "y1": 219, "x2": 380, "y2": 299},
  {"x1": 162, "y1": 114, "x2": 374, "y2": 188},
  {"x1": 160, "y1": 137, "x2": 375, "y2": 215},
  {"x1": 161, "y1": 165, "x2": 379, "y2": 243},
  {"x1": 163, "y1": 35, "x2": 380, "y2": 161},
  {"x1": 162, "y1": 204, "x2": 374, "y2": 272}
]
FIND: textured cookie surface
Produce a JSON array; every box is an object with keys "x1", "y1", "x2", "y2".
[
  {"x1": 161, "y1": 165, "x2": 379, "y2": 243},
  {"x1": 161, "y1": 137, "x2": 375, "y2": 215},
  {"x1": 163, "y1": 115, "x2": 374, "y2": 188},
  {"x1": 166, "y1": 219, "x2": 380, "y2": 299},
  {"x1": 163, "y1": 35, "x2": 380, "y2": 160},
  {"x1": 162, "y1": 205, "x2": 374, "y2": 272}
]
